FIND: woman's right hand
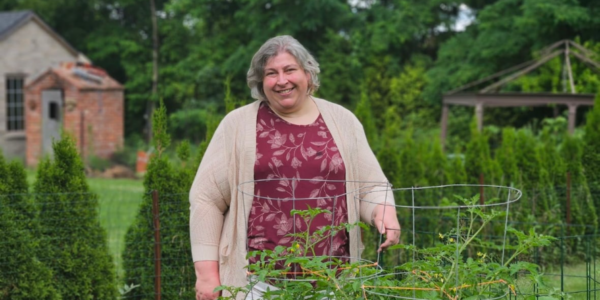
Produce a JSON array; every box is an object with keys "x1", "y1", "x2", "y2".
[{"x1": 195, "y1": 261, "x2": 221, "y2": 300}]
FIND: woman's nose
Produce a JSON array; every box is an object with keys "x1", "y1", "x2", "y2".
[{"x1": 276, "y1": 73, "x2": 288, "y2": 85}]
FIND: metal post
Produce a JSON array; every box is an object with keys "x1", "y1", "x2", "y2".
[
  {"x1": 587, "y1": 238, "x2": 591, "y2": 300},
  {"x1": 566, "y1": 172, "x2": 571, "y2": 226},
  {"x1": 152, "y1": 190, "x2": 162, "y2": 300},
  {"x1": 560, "y1": 224, "x2": 564, "y2": 298}
]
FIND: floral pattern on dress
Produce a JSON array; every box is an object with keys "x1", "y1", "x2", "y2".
[{"x1": 248, "y1": 102, "x2": 349, "y2": 264}]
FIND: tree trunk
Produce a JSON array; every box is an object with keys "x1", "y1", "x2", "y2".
[{"x1": 147, "y1": 0, "x2": 159, "y2": 142}]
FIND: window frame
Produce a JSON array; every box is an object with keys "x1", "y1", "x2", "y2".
[{"x1": 6, "y1": 75, "x2": 26, "y2": 131}]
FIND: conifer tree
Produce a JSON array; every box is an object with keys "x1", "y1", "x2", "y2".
[
  {"x1": 495, "y1": 128, "x2": 519, "y2": 187},
  {"x1": 33, "y1": 135, "x2": 116, "y2": 299},
  {"x1": 353, "y1": 89, "x2": 379, "y2": 150},
  {"x1": 446, "y1": 146, "x2": 467, "y2": 186},
  {"x1": 423, "y1": 138, "x2": 447, "y2": 187},
  {"x1": 0, "y1": 153, "x2": 60, "y2": 300},
  {"x1": 535, "y1": 129, "x2": 565, "y2": 224},
  {"x1": 464, "y1": 123, "x2": 494, "y2": 184},
  {"x1": 514, "y1": 129, "x2": 543, "y2": 221},
  {"x1": 583, "y1": 94, "x2": 600, "y2": 209},
  {"x1": 123, "y1": 99, "x2": 196, "y2": 298},
  {"x1": 376, "y1": 107, "x2": 402, "y2": 190},
  {"x1": 562, "y1": 136, "x2": 597, "y2": 232},
  {"x1": 397, "y1": 128, "x2": 426, "y2": 189}
]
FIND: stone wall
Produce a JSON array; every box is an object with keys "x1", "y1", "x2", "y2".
[{"x1": 0, "y1": 18, "x2": 77, "y2": 160}]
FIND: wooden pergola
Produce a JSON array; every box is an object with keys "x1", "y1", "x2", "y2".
[{"x1": 440, "y1": 40, "x2": 598, "y2": 146}]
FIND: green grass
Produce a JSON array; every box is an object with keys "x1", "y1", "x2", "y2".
[
  {"x1": 514, "y1": 262, "x2": 600, "y2": 300},
  {"x1": 88, "y1": 177, "x2": 144, "y2": 281},
  {"x1": 26, "y1": 169, "x2": 145, "y2": 281}
]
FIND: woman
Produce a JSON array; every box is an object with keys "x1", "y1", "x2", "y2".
[{"x1": 190, "y1": 35, "x2": 400, "y2": 300}]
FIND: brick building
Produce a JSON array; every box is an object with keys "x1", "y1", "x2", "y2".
[
  {"x1": 25, "y1": 63, "x2": 124, "y2": 166},
  {"x1": 0, "y1": 10, "x2": 124, "y2": 165}
]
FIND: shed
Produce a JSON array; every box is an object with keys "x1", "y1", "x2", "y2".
[{"x1": 24, "y1": 62, "x2": 124, "y2": 166}]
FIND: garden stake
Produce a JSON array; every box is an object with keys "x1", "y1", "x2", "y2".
[{"x1": 152, "y1": 190, "x2": 161, "y2": 300}]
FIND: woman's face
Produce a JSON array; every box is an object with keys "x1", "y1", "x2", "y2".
[{"x1": 262, "y1": 51, "x2": 311, "y2": 114}]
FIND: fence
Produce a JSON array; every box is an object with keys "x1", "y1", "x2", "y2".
[{"x1": 1, "y1": 184, "x2": 599, "y2": 299}]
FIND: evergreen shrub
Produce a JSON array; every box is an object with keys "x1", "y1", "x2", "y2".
[
  {"x1": 33, "y1": 135, "x2": 117, "y2": 299},
  {"x1": 0, "y1": 153, "x2": 60, "y2": 300},
  {"x1": 122, "y1": 100, "x2": 197, "y2": 299}
]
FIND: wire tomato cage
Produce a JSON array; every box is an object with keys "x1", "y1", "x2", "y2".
[
  {"x1": 358, "y1": 184, "x2": 522, "y2": 300},
  {"x1": 237, "y1": 180, "x2": 523, "y2": 300}
]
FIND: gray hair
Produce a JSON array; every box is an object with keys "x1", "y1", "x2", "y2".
[{"x1": 247, "y1": 35, "x2": 320, "y2": 101}]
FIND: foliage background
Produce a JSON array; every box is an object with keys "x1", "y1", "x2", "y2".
[{"x1": 1, "y1": 0, "x2": 600, "y2": 298}]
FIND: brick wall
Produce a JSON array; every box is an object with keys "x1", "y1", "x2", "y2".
[{"x1": 26, "y1": 71, "x2": 124, "y2": 166}]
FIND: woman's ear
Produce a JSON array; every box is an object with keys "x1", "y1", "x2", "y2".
[{"x1": 305, "y1": 71, "x2": 312, "y2": 94}]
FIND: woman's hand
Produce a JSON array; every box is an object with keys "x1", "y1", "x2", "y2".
[
  {"x1": 195, "y1": 261, "x2": 221, "y2": 300},
  {"x1": 372, "y1": 204, "x2": 401, "y2": 252}
]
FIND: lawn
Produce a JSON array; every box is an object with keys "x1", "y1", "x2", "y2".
[
  {"x1": 26, "y1": 169, "x2": 145, "y2": 281},
  {"x1": 88, "y1": 177, "x2": 144, "y2": 281},
  {"x1": 512, "y1": 260, "x2": 599, "y2": 299}
]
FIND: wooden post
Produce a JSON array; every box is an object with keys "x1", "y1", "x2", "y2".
[
  {"x1": 475, "y1": 103, "x2": 484, "y2": 132},
  {"x1": 565, "y1": 42, "x2": 577, "y2": 94},
  {"x1": 440, "y1": 104, "x2": 449, "y2": 150},
  {"x1": 479, "y1": 173, "x2": 484, "y2": 205},
  {"x1": 568, "y1": 105, "x2": 577, "y2": 134},
  {"x1": 152, "y1": 190, "x2": 161, "y2": 300},
  {"x1": 566, "y1": 172, "x2": 571, "y2": 225},
  {"x1": 80, "y1": 110, "x2": 85, "y2": 160}
]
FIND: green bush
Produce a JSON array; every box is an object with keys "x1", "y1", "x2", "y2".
[
  {"x1": 122, "y1": 100, "x2": 197, "y2": 299},
  {"x1": 33, "y1": 135, "x2": 117, "y2": 299},
  {"x1": 583, "y1": 94, "x2": 600, "y2": 185},
  {"x1": 0, "y1": 153, "x2": 60, "y2": 300},
  {"x1": 88, "y1": 154, "x2": 112, "y2": 172}
]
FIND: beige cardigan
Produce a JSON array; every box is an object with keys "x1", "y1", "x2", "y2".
[{"x1": 189, "y1": 97, "x2": 394, "y2": 290}]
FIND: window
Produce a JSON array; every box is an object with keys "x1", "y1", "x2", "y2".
[
  {"x1": 6, "y1": 77, "x2": 24, "y2": 131},
  {"x1": 49, "y1": 102, "x2": 59, "y2": 120}
]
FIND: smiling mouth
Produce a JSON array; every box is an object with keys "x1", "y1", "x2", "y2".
[{"x1": 276, "y1": 87, "x2": 295, "y2": 94}]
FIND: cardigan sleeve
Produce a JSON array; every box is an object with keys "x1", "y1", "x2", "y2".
[
  {"x1": 354, "y1": 121, "x2": 395, "y2": 224},
  {"x1": 189, "y1": 118, "x2": 232, "y2": 262}
]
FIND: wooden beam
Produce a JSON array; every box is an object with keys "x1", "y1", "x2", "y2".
[
  {"x1": 540, "y1": 40, "x2": 568, "y2": 56},
  {"x1": 446, "y1": 59, "x2": 538, "y2": 95},
  {"x1": 440, "y1": 105, "x2": 449, "y2": 149},
  {"x1": 476, "y1": 103, "x2": 484, "y2": 132},
  {"x1": 568, "y1": 40, "x2": 597, "y2": 58},
  {"x1": 570, "y1": 51, "x2": 600, "y2": 71},
  {"x1": 568, "y1": 105, "x2": 577, "y2": 134},
  {"x1": 480, "y1": 50, "x2": 564, "y2": 93},
  {"x1": 565, "y1": 43, "x2": 577, "y2": 94},
  {"x1": 444, "y1": 93, "x2": 595, "y2": 107},
  {"x1": 447, "y1": 41, "x2": 567, "y2": 95}
]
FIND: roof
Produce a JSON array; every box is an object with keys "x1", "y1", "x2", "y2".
[
  {"x1": 0, "y1": 10, "x2": 79, "y2": 57},
  {"x1": 0, "y1": 10, "x2": 32, "y2": 38},
  {"x1": 26, "y1": 62, "x2": 124, "y2": 91}
]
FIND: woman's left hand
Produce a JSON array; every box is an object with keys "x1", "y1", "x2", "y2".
[{"x1": 372, "y1": 204, "x2": 401, "y2": 252}]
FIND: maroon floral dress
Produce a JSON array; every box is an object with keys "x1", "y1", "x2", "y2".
[{"x1": 248, "y1": 102, "x2": 350, "y2": 265}]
